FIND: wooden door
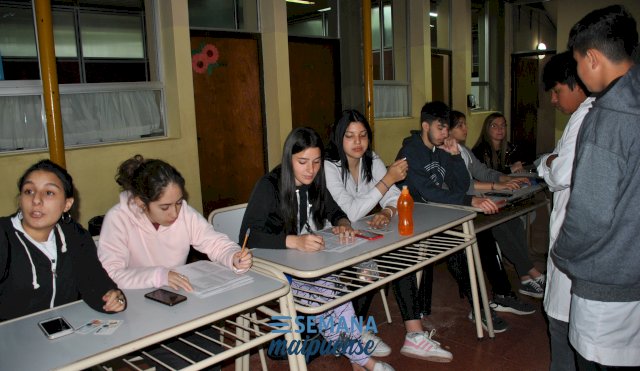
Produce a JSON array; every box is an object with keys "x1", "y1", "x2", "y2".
[
  {"x1": 511, "y1": 53, "x2": 556, "y2": 163},
  {"x1": 191, "y1": 32, "x2": 265, "y2": 217},
  {"x1": 289, "y1": 37, "x2": 341, "y2": 143}
]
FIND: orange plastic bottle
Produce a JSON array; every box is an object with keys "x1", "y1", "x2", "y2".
[{"x1": 397, "y1": 185, "x2": 414, "y2": 235}]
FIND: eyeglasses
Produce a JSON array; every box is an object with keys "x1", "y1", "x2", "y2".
[{"x1": 490, "y1": 123, "x2": 507, "y2": 129}]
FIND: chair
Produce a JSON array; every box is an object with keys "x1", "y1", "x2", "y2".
[
  {"x1": 207, "y1": 203, "x2": 248, "y2": 244},
  {"x1": 208, "y1": 203, "x2": 393, "y2": 324}
]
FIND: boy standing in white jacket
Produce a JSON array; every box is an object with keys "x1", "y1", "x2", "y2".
[{"x1": 537, "y1": 51, "x2": 592, "y2": 371}]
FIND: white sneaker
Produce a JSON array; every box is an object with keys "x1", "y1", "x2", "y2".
[
  {"x1": 400, "y1": 330, "x2": 453, "y2": 363},
  {"x1": 361, "y1": 330, "x2": 391, "y2": 357},
  {"x1": 372, "y1": 361, "x2": 395, "y2": 371}
]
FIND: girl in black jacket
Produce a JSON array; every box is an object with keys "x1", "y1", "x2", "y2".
[{"x1": 0, "y1": 160, "x2": 125, "y2": 321}]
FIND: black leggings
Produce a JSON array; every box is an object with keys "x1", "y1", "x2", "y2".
[{"x1": 392, "y1": 265, "x2": 433, "y2": 321}]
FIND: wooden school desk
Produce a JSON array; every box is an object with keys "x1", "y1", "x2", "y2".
[
  {"x1": 0, "y1": 265, "x2": 305, "y2": 371},
  {"x1": 252, "y1": 203, "x2": 495, "y2": 339}
]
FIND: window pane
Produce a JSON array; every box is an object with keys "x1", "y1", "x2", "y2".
[
  {"x1": 79, "y1": 13, "x2": 144, "y2": 58},
  {"x1": 2, "y1": 59, "x2": 40, "y2": 80},
  {"x1": 84, "y1": 60, "x2": 147, "y2": 83},
  {"x1": 287, "y1": 0, "x2": 337, "y2": 38},
  {"x1": 383, "y1": 4, "x2": 393, "y2": 48},
  {"x1": 53, "y1": 11, "x2": 78, "y2": 58},
  {"x1": 60, "y1": 88, "x2": 163, "y2": 146},
  {"x1": 0, "y1": 6, "x2": 37, "y2": 57},
  {"x1": 372, "y1": 7, "x2": 381, "y2": 50},
  {"x1": 430, "y1": 0, "x2": 450, "y2": 49},
  {"x1": 0, "y1": 95, "x2": 46, "y2": 152},
  {"x1": 189, "y1": 0, "x2": 259, "y2": 32}
]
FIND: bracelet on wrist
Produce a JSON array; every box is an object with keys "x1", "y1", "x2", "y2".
[
  {"x1": 380, "y1": 179, "x2": 390, "y2": 190},
  {"x1": 382, "y1": 207, "x2": 394, "y2": 218}
]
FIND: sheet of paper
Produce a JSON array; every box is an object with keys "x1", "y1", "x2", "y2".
[
  {"x1": 314, "y1": 229, "x2": 367, "y2": 253},
  {"x1": 174, "y1": 260, "x2": 254, "y2": 298}
]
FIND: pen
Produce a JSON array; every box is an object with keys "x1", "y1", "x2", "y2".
[{"x1": 240, "y1": 228, "x2": 250, "y2": 255}]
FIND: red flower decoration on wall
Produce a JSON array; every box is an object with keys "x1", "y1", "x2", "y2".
[
  {"x1": 191, "y1": 43, "x2": 223, "y2": 75},
  {"x1": 192, "y1": 53, "x2": 207, "y2": 74},
  {"x1": 201, "y1": 44, "x2": 219, "y2": 64}
]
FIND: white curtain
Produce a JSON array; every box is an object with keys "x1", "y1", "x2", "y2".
[
  {"x1": 374, "y1": 84, "x2": 409, "y2": 118},
  {"x1": 0, "y1": 95, "x2": 46, "y2": 151},
  {"x1": 0, "y1": 89, "x2": 162, "y2": 152}
]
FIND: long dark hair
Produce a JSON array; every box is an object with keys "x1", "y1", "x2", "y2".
[
  {"x1": 473, "y1": 112, "x2": 508, "y2": 169},
  {"x1": 115, "y1": 154, "x2": 187, "y2": 206},
  {"x1": 326, "y1": 109, "x2": 374, "y2": 185},
  {"x1": 279, "y1": 127, "x2": 327, "y2": 234}
]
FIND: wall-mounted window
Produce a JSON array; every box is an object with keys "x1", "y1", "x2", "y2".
[
  {"x1": 470, "y1": 0, "x2": 504, "y2": 111},
  {"x1": 372, "y1": 0, "x2": 409, "y2": 118},
  {"x1": 471, "y1": 0, "x2": 489, "y2": 110},
  {"x1": 188, "y1": 0, "x2": 259, "y2": 32},
  {"x1": 286, "y1": 0, "x2": 338, "y2": 38},
  {"x1": 0, "y1": 0, "x2": 164, "y2": 153},
  {"x1": 430, "y1": 0, "x2": 450, "y2": 49}
]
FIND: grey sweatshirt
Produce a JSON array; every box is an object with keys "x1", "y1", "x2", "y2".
[{"x1": 552, "y1": 65, "x2": 640, "y2": 302}]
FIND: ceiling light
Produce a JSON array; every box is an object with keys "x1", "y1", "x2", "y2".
[
  {"x1": 429, "y1": 12, "x2": 438, "y2": 17},
  {"x1": 287, "y1": 0, "x2": 315, "y2": 4},
  {"x1": 318, "y1": 7, "x2": 331, "y2": 12}
]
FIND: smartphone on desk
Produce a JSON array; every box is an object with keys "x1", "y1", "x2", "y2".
[
  {"x1": 356, "y1": 230, "x2": 383, "y2": 241},
  {"x1": 145, "y1": 288, "x2": 187, "y2": 306},
  {"x1": 38, "y1": 316, "x2": 74, "y2": 339}
]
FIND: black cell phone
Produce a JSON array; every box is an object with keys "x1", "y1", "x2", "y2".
[
  {"x1": 356, "y1": 230, "x2": 383, "y2": 240},
  {"x1": 38, "y1": 316, "x2": 74, "y2": 339},
  {"x1": 144, "y1": 288, "x2": 187, "y2": 306},
  {"x1": 484, "y1": 192, "x2": 512, "y2": 198}
]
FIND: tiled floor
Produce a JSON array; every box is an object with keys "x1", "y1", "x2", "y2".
[{"x1": 229, "y1": 203, "x2": 551, "y2": 371}]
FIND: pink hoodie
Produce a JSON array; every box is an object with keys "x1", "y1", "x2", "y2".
[{"x1": 98, "y1": 192, "x2": 242, "y2": 289}]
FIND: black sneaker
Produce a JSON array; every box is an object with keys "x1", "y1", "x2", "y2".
[
  {"x1": 491, "y1": 293, "x2": 536, "y2": 315},
  {"x1": 468, "y1": 309, "x2": 508, "y2": 333},
  {"x1": 519, "y1": 279, "x2": 544, "y2": 299}
]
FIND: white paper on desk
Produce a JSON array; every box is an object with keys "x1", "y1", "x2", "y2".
[
  {"x1": 314, "y1": 229, "x2": 367, "y2": 253},
  {"x1": 174, "y1": 260, "x2": 254, "y2": 298}
]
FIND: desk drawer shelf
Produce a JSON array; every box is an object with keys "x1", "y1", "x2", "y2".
[
  {"x1": 97, "y1": 307, "x2": 289, "y2": 371},
  {"x1": 289, "y1": 231, "x2": 475, "y2": 315}
]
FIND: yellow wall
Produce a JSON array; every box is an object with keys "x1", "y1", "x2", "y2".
[{"x1": 0, "y1": 0, "x2": 202, "y2": 226}]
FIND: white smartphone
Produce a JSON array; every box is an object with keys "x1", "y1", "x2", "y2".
[{"x1": 38, "y1": 316, "x2": 74, "y2": 340}]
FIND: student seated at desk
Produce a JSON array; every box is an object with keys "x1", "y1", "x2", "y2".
[
  {"x1": 98, "y1": 155, "x2": 251, "y2": 370},
  {"x1": 98, "y1": 155, "x2": 252, "y2": 291},
  {"x1": 0, "y1": 160, "x2": 125, "y2": 322},
  {"x1": 240, "y1": 127, "x2": 394, "y2": 371},
  {"x1": 468, "y1": 113, "x2": 546, "y2": 298},
  {"x1": 448, "y1": 111, "x2": 536, "y2": 319},
  {"x1": 325, "y1": 109, "x2": 453, "y2": 362},
  {"x1": 397, "y1": 101, "x2": 510, "y2": 333},
  {"x1": 472, "y1": 113, "x2": 526, "y2": 175}
]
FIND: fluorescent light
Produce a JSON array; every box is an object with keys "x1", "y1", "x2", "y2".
[
  {"x1": 429, "y1": 12, "x2": 438, "y2": 17},
  {"x1": 287, "y1": 0, "x2": 316, "y2": 4},
  {"x1": 318, "y1": 7, "x2": 331, "y2": 12}
]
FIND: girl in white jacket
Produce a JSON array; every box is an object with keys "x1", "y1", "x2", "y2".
[{"x1": 98, "y1": 155, "x2": 252, "y2": 291}]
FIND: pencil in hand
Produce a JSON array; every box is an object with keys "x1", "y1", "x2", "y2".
[{"x1": 241, "y1": 228, "x2": 250, "y2": 255}]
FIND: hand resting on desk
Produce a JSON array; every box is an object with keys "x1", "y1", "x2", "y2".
[{"x1": 472, "y1": 196, "x2": 502, "y2": 214}]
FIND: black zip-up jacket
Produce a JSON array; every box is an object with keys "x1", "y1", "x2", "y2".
[
  {"x1": 0, "y1": 217, "x2": 120, "y2": 321},
  {"x1": 240, "y1": 168, "x2": 348, "y2": 249}
]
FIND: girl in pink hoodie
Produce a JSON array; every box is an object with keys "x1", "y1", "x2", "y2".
[{"x1": 98, "y1": 155, "x2": 252, "y2": 290}]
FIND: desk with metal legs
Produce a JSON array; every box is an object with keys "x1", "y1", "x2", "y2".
[
  {"x1": 0, "y1": 265, "x2": 304, "y2": 371},
  {"x1": 253, "y1": 203, "x2": 495, "y2": 340}
]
